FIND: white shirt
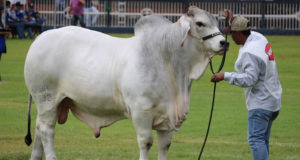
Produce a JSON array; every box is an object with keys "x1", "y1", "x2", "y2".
[{"x1": 224, "y1": 31, "x2": 282, "y2": 112}]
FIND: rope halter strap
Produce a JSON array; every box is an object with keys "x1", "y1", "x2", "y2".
[
  {"x1": 202, "y1": 32, "x2": 223, "y2": 41},
  {"x1": 188, "y1": 31, "x2": 222, "y2": 59},
  {"x1": 188, "y1": 31, "x2": 222, "y2": 42}
]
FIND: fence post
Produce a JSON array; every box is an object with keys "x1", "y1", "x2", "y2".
[
  {"x1": 3, "y1": 0, "x2": 6, "y2": 27},
  {"x1": 54, "y1": 0, "x2": 57, "y2": 28},
  {"x1": 261, "y1": 0, "x2": 265, "y2": 29},
  {"x1": 106, "y1": 0, "x2": 111, "y2": 27},
  {"x1": 298, "y1": 1, "x2": 300, "y2": 30},
  {"x1": 183, "y1": 0, "x2": 189, "y2": 13}
]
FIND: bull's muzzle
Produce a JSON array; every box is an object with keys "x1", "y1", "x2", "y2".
[{"x1": 220, "y1": 40, "x2": 230, "y2": 49}]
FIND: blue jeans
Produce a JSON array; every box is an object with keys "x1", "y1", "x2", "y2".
[
  {"x1": 25, "y1": 24, "x2": 34, "y2": 39},
  {"x1": 85, "y1": 6, "x2": 99, "y2": 27},
  {"x1": 8, "y1": 21, "x2": 25, "y2": 39},
  {"x1": 248, "y1": 109, "x2": 279, "y2": 160}
]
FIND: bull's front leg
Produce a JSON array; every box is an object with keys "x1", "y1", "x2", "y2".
[
  {"x1": 157, "y1": 131, "x2": 173, "y2": 160},
  {"x1": 132, "y1": 110, "x2": 153, "y2": 160}
]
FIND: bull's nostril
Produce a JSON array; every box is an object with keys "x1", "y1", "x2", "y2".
[
  {"x1": 220, "y1": 40, "x2": 226, "y2": 46},
  {"x1": 220, "y1": 40, "x2": 229, "y2": 48}
]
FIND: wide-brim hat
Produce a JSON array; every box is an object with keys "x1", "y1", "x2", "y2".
[{"x1": 222, "y1": 15, "x2": 251, "y2": 33}]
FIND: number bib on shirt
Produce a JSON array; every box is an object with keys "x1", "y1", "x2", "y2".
[{"x1": 265, "y1": 43, "x2": 274, "y2": 61}]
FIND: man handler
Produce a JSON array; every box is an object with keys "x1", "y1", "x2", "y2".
[{"x1": 211, "y1": 12, "x2": 282, "y2": 160}]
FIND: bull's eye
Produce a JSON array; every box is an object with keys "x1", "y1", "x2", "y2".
[{"x1": 196, "y1": 22, "x2": 205, "y2": 27}]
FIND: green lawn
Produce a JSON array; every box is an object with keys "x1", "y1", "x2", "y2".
[{"x1": 0, "y1": 34, "x2": 299, "y2": 160}]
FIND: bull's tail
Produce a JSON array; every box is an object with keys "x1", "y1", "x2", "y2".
[{"x1": 25, "y1": 94, "x2": 32, "y2": 146}]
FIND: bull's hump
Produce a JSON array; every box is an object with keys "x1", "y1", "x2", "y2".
[{"x1": 134, "y1": 15, "x2": 172, "y2": 35}]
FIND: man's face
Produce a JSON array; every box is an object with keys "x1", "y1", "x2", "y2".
[{"x1": 231, "y1": 31, "x2": 244, "y2": 45}]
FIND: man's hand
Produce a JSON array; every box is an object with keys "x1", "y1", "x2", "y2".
[
  {"x1": 68, "y1": 6, "x2": 72, "y2": 15},
  {"x1": 222, "y1": 9, "x2": 233, "y2": 33},
  {"x1": 211, "y1": 73, "x2": 225, "y2": 82},
  {"x1": 224, "y1": 9, "x2": 233, "y2": 21}
]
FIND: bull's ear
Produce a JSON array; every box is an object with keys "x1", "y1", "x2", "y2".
[
  {"x1": 179, "y1": 16, "x2": 190, "y2": 47},
  {"x1": 187, "y1": 6, "x2": 196, "y2": 17}
]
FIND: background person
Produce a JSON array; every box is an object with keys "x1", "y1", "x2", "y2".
[
  {"x1": 15, "y1": 2, "x2": 34, "y2": 39},
  {"x1": 69, "y1": 0, "x2": 86, "y2": 27},
  {"x1": 0, "y1": 6, "x2": 9, "y2": 82},
  {"x1": 25, "y1": 2, "x2": 46, "y2": 33},
  {"x1": 6, "y1": 1, "x2": 25, "y2": 39},
  {"x1": 55, "y1": 0, "x2": 67, "y2": 24},
  {"x1": 84, "y1": 0, "x2": 99, "y2": 27},
  {"x1": 211, "y1": 11, "x2": 282, "y2": 160}
]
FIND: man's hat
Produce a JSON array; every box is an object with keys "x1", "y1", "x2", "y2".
[
  {"x1": 230, "y1": 15, "x2": 251, "y2": 31},
  {"x1": 222, "y1": 15, "x2": 251, "y2": 33}
]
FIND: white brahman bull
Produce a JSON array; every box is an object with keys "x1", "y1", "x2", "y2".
[{"x1": 24, "y1": 6, "x2": 227, "y2": 160}]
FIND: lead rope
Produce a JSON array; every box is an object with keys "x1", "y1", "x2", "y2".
[{"x1": 197, "y1": 22, "x2": 229, "y2": 160}]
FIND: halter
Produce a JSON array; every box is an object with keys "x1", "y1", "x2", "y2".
[
  {"x1": 189, "y1": 32, "x2": 223, "y2": 42},
  {"x1": 189, "y1": 31, "x2": 223, "y2": 42},
  {"x1": 188, "y1": 31, "x2": 223, "y2": 60}
]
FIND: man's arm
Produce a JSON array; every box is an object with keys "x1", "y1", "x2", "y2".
[
  {"x1": 211, "y1": 52, "x2": 262, "y2": 88},
  {"x1": 68, "y1": 4, "x2": 72, "y2": 15}
]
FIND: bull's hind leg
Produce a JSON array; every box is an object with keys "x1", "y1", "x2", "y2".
[
  {"x1": 32, "y1": 93, "x2": 59, "y2": 160},
  {"x1": 157, "y1": 131, "x2": 173, "y2": 160},
  {"x1": 30, "y1": 126, "x2": 44, "y2": 160},
  {"x1": 132, "y1": 110, "x2": 153, "y2": 160}
]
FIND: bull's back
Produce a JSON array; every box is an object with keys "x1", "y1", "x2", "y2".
[
  {"x1": 26, "y1": 26, "x2": 123, "y2": 86},
  {"x1": 25, "y1": 26, "x2": 117, "y2": 68}
]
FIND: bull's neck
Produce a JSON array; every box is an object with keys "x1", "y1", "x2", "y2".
[
  {"x1": 157, "y1": 23, "x2": 211, "y2": 128},
  {"x1": 183, "y1": 38, "x2": 211, "y2": 80},
  {"x1": 158, "y1": 23, "x2": 211, "y2": 82}
]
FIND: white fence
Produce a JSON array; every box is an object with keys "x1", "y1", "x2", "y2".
[{"x1": 27, "y1": 0, "x2": 300, "y2": 32}]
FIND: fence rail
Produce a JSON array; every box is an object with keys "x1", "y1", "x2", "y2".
[{"x1": 27, "y1": 0, "x2": 300, "y2": 34}]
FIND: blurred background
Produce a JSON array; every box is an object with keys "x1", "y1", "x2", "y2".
[{"x1": 2, "y1": 0, "x2": 300, "y2": 34}]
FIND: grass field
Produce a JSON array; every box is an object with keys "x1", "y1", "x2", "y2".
[{"x1": 0, "y1": 34, "x2": 299, "y2": 160}]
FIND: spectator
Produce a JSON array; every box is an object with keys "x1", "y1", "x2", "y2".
[
  {"x1": 5, "y1": 0, "x2": 10, "y2": 17},
  {"x1": 69, "y1": 0, "x2": 86, "y2": 27},
  {"x1": 15, "y1": 2, "x2": 34, "y2": 39},
  {"x1": 0, "y1": 6, "x2": 7, "y2": 53},
  {"x1": 6, "y1": 1, "x2": 26, "y2": 39},
  {"x1": 0, "y1": 5, "x2": 5, "y2": 29},
  {"x1": 25, "y1": 2, "x2": 46, "y2": 33},
  {"x1": 84, "y1": 0, "x2": 99, "y2": 27},
  {"x1": 0, "y1": 6, "x2": 9, "y2": 82},
  {"x1": 55, "y1": 0, "x2": 67, "y2": 24}
]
